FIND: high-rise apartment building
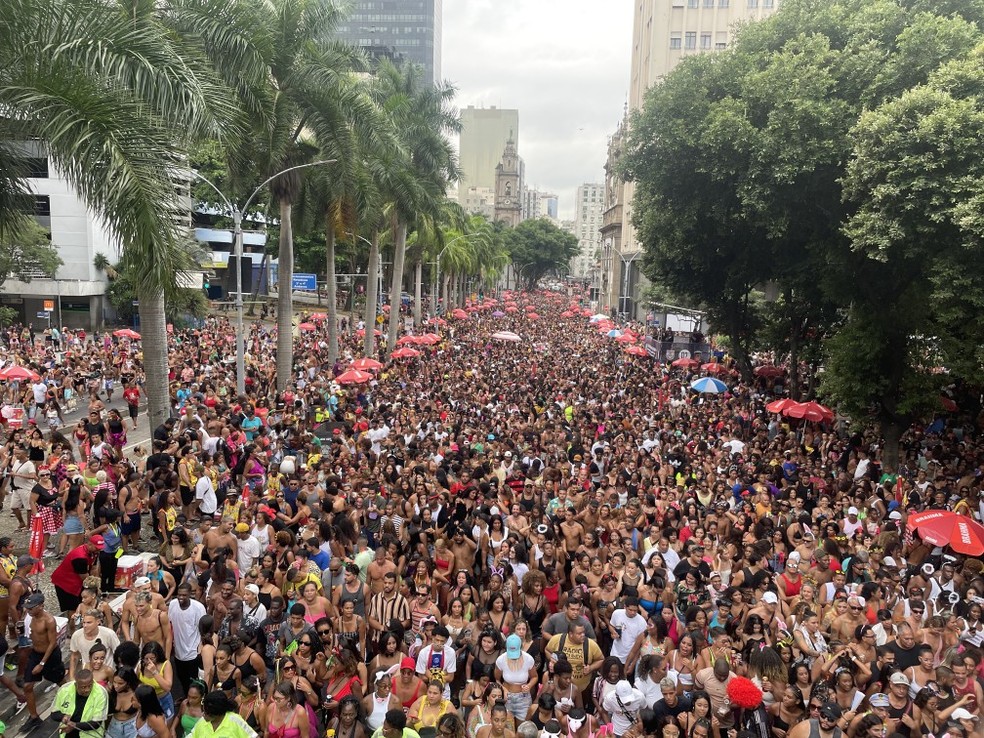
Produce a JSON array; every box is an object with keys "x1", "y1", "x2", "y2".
[
  {"x1": 335, "y1": 0, "x2": 442, "y2": 86},
  {"x1": 572, "y1": 184, "x2": 604, "y2": 280},
  {"x1": 606, "y1": 0, "x2": 778, "y2": 318},
  {"x1": 458, "y1": 106, "x2": 519, "y2": 191},
  {"x1": 521, "y1": 189, "x2": 559, "y2": 223}
]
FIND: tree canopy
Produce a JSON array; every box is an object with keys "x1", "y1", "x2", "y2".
[
  {"x1": 502, "y1": 218, "x2": 579, "y2": 290},
  {"x1": 623, "y1": 0, "x2": 984, "y2": 467},
  {"x1": 0, "y1": 218, "x2": 61, "y2": 285}
]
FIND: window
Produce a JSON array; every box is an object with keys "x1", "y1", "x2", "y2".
[
  {"x1": 716, "y1": 42, "x2": 727, "y2": 49},
  {"x1": 704, "y1": 0, "x2": 715, "y2": 6},
  {"x1": 688, "y1": 0, "x2": 698, "y2": 7},
  {"x1": 701, "y1": 33, "x2": 712, "y2": 49},
  {"x1": 33, "y1": 195, "x2": 50, "y2": 217},
  {"x1": 685, "y1": 32, "x2": 697, "y2": 49},
  {"x1": 24, "y1": 158, "x2": 49, "y2": 178},
  {"x1": 670, "y1": 34, "x2": 682, "y2": 49},
  {"x1": 763, "y1": 0, "x2": 774, "y2": 6},
  {"x1": 748, "y1": 0, "x2": 758, "y2": 7},
  {"x1": 719, "y1": 0, "x2": 729, "y2": 6}
]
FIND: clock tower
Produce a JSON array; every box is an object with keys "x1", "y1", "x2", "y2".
[{"x1": 494, "y1": 133, "x2": 522, "y2": 227}]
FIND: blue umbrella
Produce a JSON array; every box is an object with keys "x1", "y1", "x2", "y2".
[
  {"x1": 607, "y1": 329, "x2": 622, "y2": 338},
  {"x1": 690, "y1": 376, "x2": 728, "y2": 394}
]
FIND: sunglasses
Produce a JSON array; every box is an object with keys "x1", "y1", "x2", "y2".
[
  {"x1": 282, "y1": 664, "x2": 296, "y2": 672},
  {"x1": 850, "y1": 606, "x2": 863, "y2": 611},
  {"x1": 317, "y1": 630, "x2": 332, "y2": 636}
]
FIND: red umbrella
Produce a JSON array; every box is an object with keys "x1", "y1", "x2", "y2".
[
  {"x1": 391, "y1": 347, "x2": 421, "y2": 359},
  {"x1": 616, "y1": 333, "x2": 637, "y2": 344},
  {"x1": 560, "y1": 311, "x2": 573, "y2": 317},
  {"x1": 505, "y1": 306, "x2": 519, "y2": 313},
  {"x1": 907, "y1": 510, "x2": 984, "y2": 556},
  {"x1": 671, "y1": 357, "x2": 699, "y2": 368},
  {"x1": 349, "y1": 358, "x2": 383, "y2": 371},
  {"x1": 309, "y1": 312, "x2": 327, "y2": 322},
  {"x1": 396, "y1": 335, "x2": 418, "y2": 345},
  {"x1": 0, "y1": 364, "x2": 40, "y2": 382},
  {"x1": 701, "y1": 362, "x2": 727, "y2": 374},
  {"x1": 298, "y1": 322, "x2": 316, "y2": 331},
  {"x1": 624, "y1": 345, "x2": 648, "y2": 357},
  {"x1": 336, "y1": 369, "x2": 373, "y2": 385},
  {"x1": 356, "y1": 328, "x2": 382, "y2": 337},
  {"x1": 754, "y1": 365, "x2": 785, "y2": 378},
  {"x1": 416, "y1": 333, "x2": 441, "y2": 345},
  {"x1": 784, "y1": 401, "x2": 834, "y2": 422},
  {"x1": 428, "y1": 317, "x2": 447, "y2": 326},
  {"x1": 452, "y1": 309, "x2": 468, "y2": 320},
  {"x1": 766, "y1": 398, "x2": 798, "y2": 414},
  {"x1": 581, "y1": 309, "x2": 593, "y2": 317},
  {"x1": 113, "y1": 328, "x2": 141, "y2": 339},
  {"x1": 526, "y1": 313, "x2": 540, "y2": 320},
  {"x1": 940, "y1": 396, "x2": 958, "y2": 412}
]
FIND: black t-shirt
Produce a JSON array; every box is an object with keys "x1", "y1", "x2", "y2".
[
  {"x1": 31, "y1": 483, "x2": 59, "y2": 507},
  {"x1": 85, "y1": 421, "x2": 106, "y2": 439},
  {"x1": 673, "y1": 558, "x2": 712, "y2": 582},
  {"x1": 652, "y1": 694, "x2": 693, "y2": 722},
  {"x1": 887, "y1": 640, "x2": 921, "y2": 671}
]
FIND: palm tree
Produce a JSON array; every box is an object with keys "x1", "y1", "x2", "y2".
[
  {"x1": 370, "y1": 61, "x2": 460, "y2": 352},
  {"x1": 1, "y1": 0, "x2": 257, "y2": 428}
]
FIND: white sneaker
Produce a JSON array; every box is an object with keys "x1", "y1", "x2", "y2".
[{"x1": 16, "y1": 699, "x2": 27, "y2": 713}]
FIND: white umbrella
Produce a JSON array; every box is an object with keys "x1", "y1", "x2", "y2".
[
  {"x1": 491, "y1": 330, "x2": 522, "y2": 343},
  {"x1": 589, "y1": 313, "x2": 610, "y2": 323}
]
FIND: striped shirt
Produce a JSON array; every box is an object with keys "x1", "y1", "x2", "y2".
[{"x1": 367, "y1": 591, "x2": 410, "y2": 637}]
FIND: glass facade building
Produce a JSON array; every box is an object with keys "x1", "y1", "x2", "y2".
[{"x1": 335, "y1": 0, "x2": 442, "y2": 86}]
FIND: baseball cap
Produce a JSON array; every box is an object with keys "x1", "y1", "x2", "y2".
[
  {"x1": 615, "y1": 680, "x2": 635, "y2": 700},
  {"x1": 819, "y1": 704, "x2": 842, "y2": 721},
  {"x1": 869, "y1": 693, "x2": 890, "y2": 708},
  {"x1": 888, "y1": 511, "x2": 902, "y2": 521},
  {"x1": 89, "y1": 534, "x2": 105, "y2": 548},
  {"x1": 761, "y1": 592, "x2": 779, "y2": 605},
  {"x1": 134, "y1": 576, "x2": 151, "y2": 588},
  {"x1": 882, "y1": 556, "x2": 898, "y2": 568},
  {"x1": 506, "y1": 634, "x2": 522, "y2": 659},
  {"x1": 23, "y1": 592, "x2": 45, "y2": 610},
  {"x1": 245, "y1": 584, "x2": 260, "y2": 595},
  {"x1": 400, "y1": 656, "x2": 416, "y2": 671},
  {"x1": 235, "y1": 523, "x2": 250, "y2": 533},
  {"x1": 889, "y1": 672, "x2": 909, "y2": 686},
  {"x1": 952, "y1": 708, "x2": 978, "y2": 721},
  {"x1": 847, "y1": 506, "x2": 859, "y2": 516},
  {"x1": 16, "y1": 555, "x2": 36, "y2": 568}
]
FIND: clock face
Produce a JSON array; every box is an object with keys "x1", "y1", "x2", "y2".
[{"x1": 502, "y1": 198, "x2": 511, "y2": 205}]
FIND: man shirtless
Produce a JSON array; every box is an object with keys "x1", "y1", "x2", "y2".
[
  {"x1": 830, "y1": 594, "x2": 868, "y2": 642},
  {"x1": 560, "y1": 508, "x2": 585, "y2": 555},
  {"x1": 449, "y1": 530, "x2": 478, "y2": 573},
  {"x1": 203, "y1": 516, "x2": 238, "y2": 561},
  {"x1": 366, "y1": 547, "x2": 397, "y2": 594},
  {"x1": 22, "y1": 592, "x2": 67, "y2": 731},
  {"x1": 120, "y1": 576, "x2": 166, "y2": 639},
  {"x1": 133, "y1": 592, "x2": 171, "y2": 657}
]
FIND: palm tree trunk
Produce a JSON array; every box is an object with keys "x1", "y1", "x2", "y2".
[
  {"x1": 325, "y1": 225, "x2": 339, "y2": 365},
  {"x1": 276, "y1": 199, "x2": 294, "y2": 391},
  {"x1": 246, "y1": 253, "x2": 269, "y2": 317},
  {"x1": 364, "y1": 232, "x2": 380, "y2": 355},
  {"x1": 442, "y1": 273, "x2": 450, "y2": 313},
  {"x1": 386, "y1": 220, "x2": 408, "y2": 351},
  {"x1": 413, "y1": 260, "x2": 423, "y2": 327},
  {"x1": 139, "y1": 289, "x2": 170, "y2": 429}
]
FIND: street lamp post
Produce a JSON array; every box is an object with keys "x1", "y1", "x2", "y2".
[
  {"x1": 192, "y1": 160, "x2": 336, "y2": 395},
  {"x1": 619, "y1": 251, "x2": 639, "y2": 321},
  {"x1": 432, "y1": 234, "x2": 473, "y2": 316}
]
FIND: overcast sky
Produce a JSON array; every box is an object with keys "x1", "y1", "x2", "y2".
[{"x1": 443, "y1": 1, "x2": 635, "y2": 220}]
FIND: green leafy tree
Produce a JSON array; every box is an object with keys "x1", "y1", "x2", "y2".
[
  {"x1": 0, "y1": 218, "x2": 61, "y2": 284},
  {"x1": 502, "y1": 218, "x2": 579, "y2": 290}
]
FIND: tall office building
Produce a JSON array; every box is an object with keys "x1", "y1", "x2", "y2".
[
  {"x1": 605, "y1": 0, "x2": 779, "y2": 318},
  {"x1": 459, "y1": 106, "x2": 519, "y2": 191},
  {"x1": 335, "y1": 0, "x2": 442, "y2": 86},
  {"x1": 572, "y1": 184, "x2": 604, "y2": 280}
]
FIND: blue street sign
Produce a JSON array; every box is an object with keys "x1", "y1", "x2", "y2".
[
  {"x1": 37, "y1": 311, "x2": 50, "y2": 319},
  {"x1": 291, "y1": 273, "x2": 317, "y2": 291}
]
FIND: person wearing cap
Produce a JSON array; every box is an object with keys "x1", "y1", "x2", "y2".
[
  {"x1": 599, "y1": 679, "x2": 646, "y2": 737},
  {"x1": 234, "y1": 522, "x2": 261, "y2": 574},
  {"x1": 494, "y1": 634, "x2": 538, "y2": 721},
  {"x1": 786, "y1": 702, "x2": 843, "y2": 738},
  {"x1": 50, "y1": 534, "x2": 103, "y2": 613},
  {"x1": 22, "y1": 592, "x2": 66, "y2": 730},
  {"x1": 886, "y1": 671, "x2": 913, "y2": 718},
  {"x1": 951, "y1": 707, "x2": 981, "y2": 738}
]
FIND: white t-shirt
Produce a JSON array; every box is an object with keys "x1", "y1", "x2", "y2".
[
  {"x1": 494, "y1": 651, "x2": 535, "y2": 686},
  {"x1": 610, "y1": 610, "x2": 648, "y2": 662},
  {"x1": 237, "y1": 535, "x2": 261, "y2": 573},
  {"x1": 70, "y1": 626, "x2": 120, "y2": 668},
  {"x1": 196, "y1": 476, "x2": 217, "y2": 515},
  {"x1": 602, "y1": 688, "x2": 646, "y2": 736},
  {"x1": 168, "y1": 599, "x2": 207, "y2": 661},
  {"x1": 416, "y1": 644, "x2": 457, "y2": 698}
]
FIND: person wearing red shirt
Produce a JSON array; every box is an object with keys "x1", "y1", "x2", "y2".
[
  {"x1": 50, "y1": 535, "x2": 103, "y2": 612},
  {"x1": 123, "y1": 381, "x2": 141, "y2": 430}
]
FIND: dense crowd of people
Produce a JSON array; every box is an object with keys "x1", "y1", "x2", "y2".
[{"x1": 0, "y1": 290, "x2": 983, "y2": 738}]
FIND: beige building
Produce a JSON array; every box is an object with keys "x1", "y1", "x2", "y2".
[
  {"x1": 572, "y1": 183, "x2": 604, "y2": 280},
  {"x1": 459, "y1": 106, "x2": 519, "y2": 191},
  {"x1": 608, "y1": 0, "x2": 778, "y2": 319}
]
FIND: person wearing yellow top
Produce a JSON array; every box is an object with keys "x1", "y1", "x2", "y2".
[{"x1": 191, "y1": 690, "x2": 259, "y2": 738}]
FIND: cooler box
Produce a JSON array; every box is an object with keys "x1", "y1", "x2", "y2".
[{"x1": 115, "y1": 554, "x2": 146, "y2": 590}]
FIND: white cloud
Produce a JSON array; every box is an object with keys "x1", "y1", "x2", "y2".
[{"x1": 443, "y1": 0, "x2": 634, "y2": 219}]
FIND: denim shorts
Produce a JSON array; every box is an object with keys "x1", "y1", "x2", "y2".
[
  {"x1": 107, "y1": 717, "x2": 137, "y2": 738},
  {"x1": 64, "y1": 515, "x2": 84, "y2": 535},
  {"x1": 504, "y1": 690, "x2": 532, "y2": 721}
]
